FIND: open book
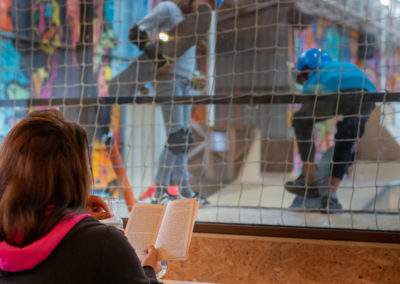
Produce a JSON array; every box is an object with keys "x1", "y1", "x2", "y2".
[{"x1": 125, "y1": 198, "x2": 199, "y2": 261}]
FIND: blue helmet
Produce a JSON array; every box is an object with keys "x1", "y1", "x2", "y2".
[
  {"x1": 297, "y1": 48, "x2": 332, "y2": 71},
  {"x1": 215, "y1": 0, "x2": 224, "y2": 8}
]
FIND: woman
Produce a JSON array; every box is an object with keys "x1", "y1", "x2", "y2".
[{"x1": 0, "y1": 109, "x2": 160, "y2": 283}]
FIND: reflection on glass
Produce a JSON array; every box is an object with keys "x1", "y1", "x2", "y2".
[{"x1": 100, "y1": 197, "x2": 124, "y2": 231}]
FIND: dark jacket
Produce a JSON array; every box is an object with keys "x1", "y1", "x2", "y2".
[{"x1": 0, "y1": 215, "x2": 161, "y2": 284}]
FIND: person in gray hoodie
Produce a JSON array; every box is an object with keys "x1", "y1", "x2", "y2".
[{"x1": 130, "y1": 0, "x2": 223, "y2": 205}]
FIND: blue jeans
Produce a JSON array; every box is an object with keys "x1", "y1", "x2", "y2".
[{"x1": 154, "y1": 75, "x2": 193, "y2": 197}]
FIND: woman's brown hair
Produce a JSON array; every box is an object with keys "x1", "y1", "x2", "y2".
[{"x1": 0, "y1": 109, "x2": 91, "y2": 246}]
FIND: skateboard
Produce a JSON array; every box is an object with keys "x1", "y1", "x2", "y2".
[{"x1": 108, "y1": 3, "x2": 212, "y2": 97}]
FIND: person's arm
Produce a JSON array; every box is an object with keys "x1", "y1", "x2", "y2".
[
  {"x1": 138, "y1": 2, "x2": 175, "y2": 32},
  {"x1": 130, "y1": 2, "x2": 176, "y2": 50},
  {"x1": 99, "y1": 226, "x2": 162, "y2": 284}
]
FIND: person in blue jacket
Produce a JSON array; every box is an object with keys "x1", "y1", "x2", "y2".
[{"x1": 285, "y1": 48, "x2": 377, "y2": 212}]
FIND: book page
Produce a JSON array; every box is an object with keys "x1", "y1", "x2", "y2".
[
  {"x1": 155, "y1": 198, "x2": 199, "y2": 260},
  {"x1": 125, "y1": 203, "x2": 165, "y2": 258}
]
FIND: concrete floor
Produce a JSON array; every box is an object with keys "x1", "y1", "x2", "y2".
[
  {"x1": 116, "y1": 161, "x2": 400, "y2": 231},
  {"x1": 197, "y1": 161, "x2": 400, "y2": 230},
  {"x1": 196, "y1": 207, "x2": 400, "y2": 231},
  {"x1": 204, "y1": 161, "x2": 399, "y2": 206}
]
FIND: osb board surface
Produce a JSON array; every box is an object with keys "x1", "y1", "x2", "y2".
[{"x1": 164, "y1": 234, "x2": 400, "y2": 284}]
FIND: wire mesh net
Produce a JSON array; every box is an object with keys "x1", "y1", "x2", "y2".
[{"x1": 1, "y1": 0, "x2": 400, "y2": 230}]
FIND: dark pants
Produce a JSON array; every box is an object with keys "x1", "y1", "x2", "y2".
[{"x1": 292, "y1": 90, "x2": 375, "y2": 180}]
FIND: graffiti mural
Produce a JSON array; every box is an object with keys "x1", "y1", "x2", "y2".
[
  {"x1": 0, "y1": 0, "x2": 12, "y2": 32},
  {"x1": 0, "y1": 0, "x2": 148, "y2": 156},
  {"x1": 0, "y1": 37, "x2": 30, "y2": 142}
]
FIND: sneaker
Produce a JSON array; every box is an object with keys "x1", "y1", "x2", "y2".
[
  {"x1": 284, "y1": 175, "x2": 320, "y2": 198},
  {"x1": 320, "y1": 193, "x2": 343, "y2": 213},
  {"x1": 181, "y1": 192, "x2": 211, "y2": 207},
  {"x1": 151, "y1": 192, "x2": 177, "y2": 206}
]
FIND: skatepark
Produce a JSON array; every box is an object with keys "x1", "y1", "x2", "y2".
[{"x1": 0, "y1": 0, "x2": 399, "y2": 283}]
